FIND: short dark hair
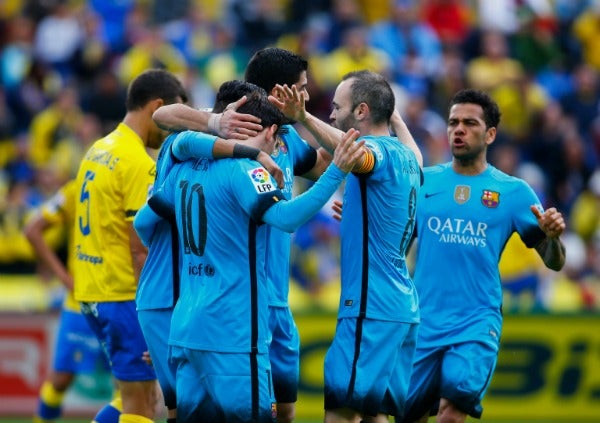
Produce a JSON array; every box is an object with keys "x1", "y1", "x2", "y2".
[
  {"x1": 449, "y1": 89, "x2": 501, "y2": 129},
  {"x1": 342, "y1": 70, "x2": 395, "y2": 125},
  {"x1": 125, "y1": 69, "x2": 188, "y2": 111},
  {"x1": 213, "y1": 80, "x2": 266, "y2": 113},
  {"x1": 245, "y1": 47, "x2": 308, "y2": 93},
  {"x1": 236, "y1": 91, "x2": 287, "y2": 136}
]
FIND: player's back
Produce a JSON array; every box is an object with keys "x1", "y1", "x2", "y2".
[
  {"x1": 154, "y1": 157, "x2": 272, "y2": 354},
  {"x1": 136, "y1": 134, "x2": 180, "y2": 310},
  {"x1": 73, "y1": 123, "x2": 155, "y2": 303},
  {"x1": 338, "y1": 136, "x2": 421, "y2": 323}
]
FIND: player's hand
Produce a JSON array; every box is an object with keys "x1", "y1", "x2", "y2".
[
  {"x1": 219, "y1": 96, "x2": 263, "y2": 139},
  {"x1": 142, "y1": 351, "x2": 153, "y2": 366},
  {"x1": 332, "y1": 128, "x2": 364, "y2": 173},
  {"x1": 256, "y1": 151, "x2": 284, "y2": 189},
  {"x1": 331, "y1": 199, "x2": 343, "y2": 222},
  {"x1": 61, "y1": 274, "x2": 75, "y2": 291},
  {"x1": 269, "y1": 84, "x2": 307, "y2": 122},
  {"x1": 530, "y1": 205, "x2": 566, "y2": 239}
]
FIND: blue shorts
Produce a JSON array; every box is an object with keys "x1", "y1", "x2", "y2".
[
  {"x1": 53, "y1": 309, "x2": 109, "y2": 373},
  {"x1": 268, "y1": 306, "x2": 299, "y2": 403},
  {"x1": 400, "y1": 341, "x2": 498, "y2": 422},
  {"x1": 138, "y1": 308, "x2": 176, "y2": 409},
  {"x1": 171, "y1": 346, "x2": 276, "y2": 423},
  {"x1": 80, "y1": 301, "x2": 156, "y2": 382},
  {"x1": 324, "y1": 317, "x2": 418, "y2": 417}
]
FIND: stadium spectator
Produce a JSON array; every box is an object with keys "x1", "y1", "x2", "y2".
[{"x1": 368, "y1": 0, "x2": 443, "y2": 91}]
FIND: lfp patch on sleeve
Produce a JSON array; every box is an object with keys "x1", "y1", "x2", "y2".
[{"x1": 247, "y1": 167, "x2": 277, "y2": 194}]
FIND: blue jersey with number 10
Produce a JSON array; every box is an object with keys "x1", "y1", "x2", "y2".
[{"x1": 148, "y1": 157, "x2": 285, "y2": 354}]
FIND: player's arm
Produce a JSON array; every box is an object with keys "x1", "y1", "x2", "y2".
[
  {"x1": 262, "y1": 128, "x2": 364, "y2": 232},
  {"x1": 390, "y1": 109, "x2": 423, "y2": 167},
  {"x1": 128, "y1": 222, "x2": 147, "y2": 283},
  {"x1": 171, "y1": 130, "x2": 284, "y2": 188},
  {"x1": 298, "y1": 147, "x2": 333, "y2": 181},
  {"x1": 152, "y1": 96, "x2": 262, "y2": 140},
  {"x1": 269, "y1": 84, "x2": 344, "y2": 154},
  {"x1": 269, "y1": 83, "x2": 375, "y2": 175},
  {"x1": 530, "y1": 206, "x2": 566, "y2": 271},
  {"x1": 23, "y1": 213, "x2": 73, "y2": 290},
  {"x1": 133, "y1": 204, "x2": 161, "y2": 247}
]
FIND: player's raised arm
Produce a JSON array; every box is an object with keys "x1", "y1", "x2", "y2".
[
  {"x1": 269, "y1": 83, "x2": 344, "y2": 154},
  {"x1": 390, "y1": 109, "x2": 423, "y2": 168},
  {"x1": 262, "y1": 128, "x2": 364, "y2": 232},
  {"x1": 153, "y1": 96, "x2": 262, "y2": 139}
]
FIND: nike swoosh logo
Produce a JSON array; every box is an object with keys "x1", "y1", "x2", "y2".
[{"x1": 424, "y1": 192, "x2": 443, "y2": 198}]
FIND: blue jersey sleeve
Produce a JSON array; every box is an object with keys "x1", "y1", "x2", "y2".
[
  {"x1": 134, "y1": 203, "x2": 161, "y2": 246},
  {"x1": 134, "y1": 168, "x2": 178, "y2": 245},
  {"x1": 513, "y1": 180, "x2": 546, "y2": 247},
  {"x1": 263, "y1": 163, "x2": 346, "y2": 232},
  {"x1": 171, "y1": 130, "x2": 217, "y2": 161}
]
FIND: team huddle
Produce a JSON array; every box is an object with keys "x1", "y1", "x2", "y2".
[{"x1": 28, "y1": 48, "x2": 566, "y2": 423}]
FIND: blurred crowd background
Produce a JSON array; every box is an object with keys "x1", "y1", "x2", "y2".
[{"x1": 1, "y1": 0, "x2": 599, "y2": 314}]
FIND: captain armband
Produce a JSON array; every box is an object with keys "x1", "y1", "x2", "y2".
[
  {"x1": 353, "y1": 148, "x2": 375, "y2": 174},
  {"x1": 233, "y1": 143, "x2": 261, "y2": 160}
]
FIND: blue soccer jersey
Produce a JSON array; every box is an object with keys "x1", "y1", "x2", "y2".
[
  {"x1": 135, "y1": 156, "x2": 347, "y2": 354},
  {"x1": 147, "y1": 157, "x2": 282, "y2": 353},
  {"x1": 337, "y1": 136, "x2": 421, "y2": 323},
  {"x1": 266, "y1": 125, "x2": 318, "y2": 307},
  {"x1": 414, "y1": 163, "x2": 546, "y2": 348},
  {"x1": 136, "y1": 131, "x2": 216, "y2": 311}
]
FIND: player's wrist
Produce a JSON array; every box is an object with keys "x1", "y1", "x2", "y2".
[
  {"x1": 208, "y1": 113, "x2": 222, "y2": 135},
  {"x1": 233, "y1": 143, "x2": 260, "y2": 160}
]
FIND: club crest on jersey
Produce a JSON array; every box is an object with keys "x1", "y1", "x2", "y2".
[
  {"x1": 248, "y1": 167, "x2": 276, "y2": 193},
  {"x1": 271, "y1": 403, "x2": 277, "y2": 418},
  {"x1": 481, "y1": 190, "x2": 500, "y2": 208},
  {"x1": 271, "y1": 137, "x2": 288, "y2": 158},
  {"x1": 454, "y1": 185, "x2": 470, "y2": 204}
]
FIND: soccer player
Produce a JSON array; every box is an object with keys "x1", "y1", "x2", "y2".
[
  {"x1": 72, "y1": 69, "x2": 187, "y2": 423},
  {"x1": 135, "y1": 80, "x2": 281, "y2": 423},
  {"x1": 271, "y1": 70, "x2": 423, "y2": 423},
  {"x1": 153, "y1": 48, "x2": 421, "y2": 423},
  {"x1": 24, "y1": 180, "x2": 121, "y2": 423},
  {"x1": 397, "y1": 89, "x2": 566, "y2": 423},
  {"x1": 133, "y1": 91, "x2": 365, "y2": 423}
]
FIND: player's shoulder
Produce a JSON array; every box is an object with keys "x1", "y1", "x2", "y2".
[
  {"x1": 423, "y1": 162, "x2": 451, "y2": 176},
  {"x1": 487, "y1": 165, "x2": 530, "y2": 188}
]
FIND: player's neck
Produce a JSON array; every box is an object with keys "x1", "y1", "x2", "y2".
[
  {"x1": 452, "y1": 158, "x2": 488, "y2": 176},
  {"x1": 122, "y1": 112, "x2": 151, "y2": 145}
]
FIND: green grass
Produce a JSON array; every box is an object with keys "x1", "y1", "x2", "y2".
[{"x1": 0, "y1": 419, "x2": 589, "y2": 423}]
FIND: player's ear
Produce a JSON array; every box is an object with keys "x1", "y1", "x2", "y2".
[
  {"x1": 148, "y1": 98, "x2": 164, "y2": 114},
  {"x1": 266, "y1": 124, "x2": 278, "y2": 143},
  {"x1": 354, "y1": 102, "x2": 368, "y2": 121},
  {"x1": 485, "y1": 127, "x2": 496, "y2": 146}
]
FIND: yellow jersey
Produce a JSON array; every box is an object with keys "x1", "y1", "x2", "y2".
[
  {"x1": 40, "y1": 180, "x2": 80, "y2": 312},
  {"x1": 73, "y1": 123, "x2": 155, "y2": 302}
]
